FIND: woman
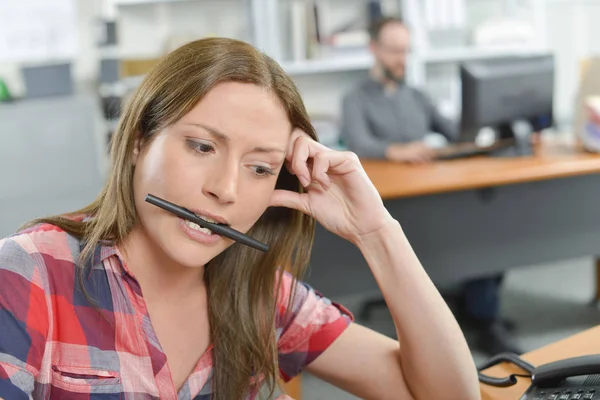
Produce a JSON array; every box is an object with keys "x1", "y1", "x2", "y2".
[{"x1": 0, "y1": 38, "x2": 479, "y2": 399}]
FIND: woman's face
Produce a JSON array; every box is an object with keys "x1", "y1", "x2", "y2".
[{"x1": 131, "y1": 81, "x2": 292, "y2": 268}]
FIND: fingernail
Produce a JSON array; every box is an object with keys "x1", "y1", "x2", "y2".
[{"x1": 299, "y1": 177, "x2": 309, "y2": 187}]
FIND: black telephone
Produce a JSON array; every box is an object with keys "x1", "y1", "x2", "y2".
[{"x1": 478, "y1": 353, "x2": 600, "y2": 399}]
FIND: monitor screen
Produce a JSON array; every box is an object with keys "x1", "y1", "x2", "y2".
[{"x1": 460, "y1": 54, "x2": 555, "y2": 137}]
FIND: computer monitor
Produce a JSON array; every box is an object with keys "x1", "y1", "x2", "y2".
[{"x1": 459, "y1": 53, "x2": 555, "y2": 156}]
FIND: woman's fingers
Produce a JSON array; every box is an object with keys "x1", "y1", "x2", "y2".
[
  {"x1": 290, "y1": 135, "x2": 312, "y2": 187},
  {"x1": 287, "y1": 129, "x2": 359, "y2": 188},
  {"x1": 288, "y1": 133, "x2": 324, "y2": 186},
  {"x1": 311, "y1": 151, "x2": 331, "y2": 189}
]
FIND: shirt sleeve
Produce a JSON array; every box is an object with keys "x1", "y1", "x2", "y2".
[
  {"x1": 276, "y1": 272, "x2": 354, "y2": 382},
  {"x1": 339, "y1": 91, "x2": 390, "y2": 159},
  {"x1": 0, "y1": 237, "x2": 49, "y2": 399},
  {"x1": 415, "y1": 89, "x2": 459, "y2": 143}
]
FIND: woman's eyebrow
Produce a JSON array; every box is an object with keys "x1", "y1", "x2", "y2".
[
  {"x1": 251, "y1": 146, "x2": 286, "y2": 154},
  {"x1": 184, "y1": 123, "x2": 229, "y2": 141},
  {"x1": 184, "y1": 122, "x2": 286, "y2": 154}
]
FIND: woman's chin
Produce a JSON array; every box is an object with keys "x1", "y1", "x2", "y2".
[
  {"x1": 160, "y1": 222, "x2": 228, "y2": 266},
  {"x1": 168, "y1": 249, "x2": 217, "y2": 269},
  {"x1": 163, "y1": 240, "x2": 230, "y2": 270}
]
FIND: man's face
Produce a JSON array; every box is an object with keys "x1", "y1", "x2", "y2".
[{"x1": 371, "y1": 22, "x2": 410, "y2": 81}]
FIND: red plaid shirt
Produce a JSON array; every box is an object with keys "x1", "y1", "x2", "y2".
[{"x1": 0, "y1": 223, "x2": 353, "y2": 399}]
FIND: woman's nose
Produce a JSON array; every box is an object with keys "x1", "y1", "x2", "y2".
[{"x1": 202, "y1": 163, "x2": 238, "y2": 204}]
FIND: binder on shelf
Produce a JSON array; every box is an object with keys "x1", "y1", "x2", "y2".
[
  {"x1": 305, "y1": 0, "x2": 321, "y2": 60},
  {"x1": 290, "y1": 0, "x2": 307, "y2": 61},
  {"x1": 423, "y1": 0, "x2": 466, "y2": 49}
]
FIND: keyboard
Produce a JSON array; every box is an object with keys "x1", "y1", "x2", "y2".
[{"x1": 435, "y1": 139, "x2": 517, "y2": 161}]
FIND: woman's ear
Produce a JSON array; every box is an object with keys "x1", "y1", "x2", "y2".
[{"x1": 131, "y1": 133, "x2": 143, "y2": 166}]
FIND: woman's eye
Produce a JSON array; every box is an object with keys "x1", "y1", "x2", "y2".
[
  {"x1": 252, "y1": 165, "x2": 275, "y2": 178},
  {"x1": 187, "y1": 140, "x2": 214, "y2": 154}
]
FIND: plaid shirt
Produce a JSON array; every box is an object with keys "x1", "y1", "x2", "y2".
[{"x1": 0, "y1": 223, "x2": 353, "y2": 399}]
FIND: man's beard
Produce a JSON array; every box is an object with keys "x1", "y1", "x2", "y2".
[{"x1": 382, "y1": 64, "x2": 405, "y2": 84}]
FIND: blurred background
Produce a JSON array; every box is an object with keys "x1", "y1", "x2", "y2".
[
  {"x1": 2, "y1": 1, "x2": 600, "y2": 398},
  {"x1": 3, "y1": 0, "x2": 597, "y2": 151}
]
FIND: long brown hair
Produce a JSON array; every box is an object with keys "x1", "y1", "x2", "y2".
[{"x1": 24, "y1": 37, "x2": 317, "y2": 399}]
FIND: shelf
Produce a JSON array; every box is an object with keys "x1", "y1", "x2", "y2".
[
  {"x1": 113, "y1": 0, "x2": 196, "y2": 5},
  {"x1": 118, "y1": 45, "x2": 550, "y2": 90},
  {"x1": 280, "y1": 53, "x2": 373, "y2": 75},
  {"x1": 119, "y1": 54, "x2": 373, "y2": 88},
  {"x1": 277, "y1": 46, "x2": 547, "y2": 74},
  {"x1": 422, "y1": 45, "x2": 549, "y2": 63}
]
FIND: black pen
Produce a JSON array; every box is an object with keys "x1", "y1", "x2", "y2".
[{"x1": 144, "y1": 194, "x2": 269, "y2": 252}]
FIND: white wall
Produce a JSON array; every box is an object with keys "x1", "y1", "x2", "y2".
[
  {"x1": 546, "y1": 0, "x2": 588, "y2": 126},
  {"x1": 293, "y1": 70, "x2": 368, "y2": 117}
]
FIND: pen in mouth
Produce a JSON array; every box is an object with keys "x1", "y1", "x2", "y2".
[{"x1": 144, "y1": 193, "x2": 269, "y2": 252}]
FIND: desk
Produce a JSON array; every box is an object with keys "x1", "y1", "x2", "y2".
[
  {"x1": 306, "y1": 139, "x2": 600, "y2": 295},
  {"x1": 481, "y1": 325, "x2": 600, "y2": 399},
  {"x1": 363, "y1": 140, "x2": 600, "y2": 200}
]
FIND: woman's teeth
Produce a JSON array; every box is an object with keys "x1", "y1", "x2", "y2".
[{"x1": 184, "y1": 220, "x2": 213, "y2": 235}]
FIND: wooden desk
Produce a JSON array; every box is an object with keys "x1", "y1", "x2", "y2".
[
  {"x1": 361, "y1": 140, "x2": 600, "y2": 200},
  {"x1": 282, "y1": 378, "x2": 301, "y2": 398},
  {"x1": 481, "y1": 325, "x2": 600, "y2": 399},
  {"x1": 306, "y1": 138, "x2": 600, "y2": 295}
]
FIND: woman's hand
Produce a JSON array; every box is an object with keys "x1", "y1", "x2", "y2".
[{"x1": 270, "y1": 129, "x2": 394, "y2": 244}]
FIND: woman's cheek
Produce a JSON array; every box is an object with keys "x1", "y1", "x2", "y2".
[{"x1": 239, "y1": 203, "x2": 270, "y2": 232}]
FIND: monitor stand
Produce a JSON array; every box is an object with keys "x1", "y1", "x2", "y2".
[{"x1": 490, "y1": 123, "x2": 534, "y2": 158}]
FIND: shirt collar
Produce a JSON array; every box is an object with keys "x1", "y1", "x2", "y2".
[
  {"x1": 368, "y1": 76, "x2": 405, "y2": 97},
  {"x1": 85, "y1": 239, "x2": 134, "y2": 279}
]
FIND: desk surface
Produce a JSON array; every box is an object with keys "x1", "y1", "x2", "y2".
[
  {"x1": 362, "y1": 139, "x2": 600, "y2": 200},
  {"x1": 481, "y1": 325, "x2": 600, "y2": 399}
]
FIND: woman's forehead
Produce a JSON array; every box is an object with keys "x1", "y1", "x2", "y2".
[{"x1": 178, "y1": 82, "x2": 292, "y2": 145}]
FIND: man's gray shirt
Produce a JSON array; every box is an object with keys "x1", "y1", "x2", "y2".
[{"x1": 340, "y1": 78, "x2": 458, "y2": 159}]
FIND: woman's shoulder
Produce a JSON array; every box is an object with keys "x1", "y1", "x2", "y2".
[
  {"x1": 5, "y1": 220, "x2": 81, "y2": 251},
  {"x1": 0, "y1": 221, "x2": 85, "y2": 277},
  {"x1": 275, "y1": 271, "x2": 354, "y2": 328},
  {"x1": 274, "y1": 271, "x2": 354, "y2": 381}
]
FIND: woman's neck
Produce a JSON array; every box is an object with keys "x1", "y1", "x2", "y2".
[{"x1": 118, "y1": 226, "x2": 206, "y2": 301}]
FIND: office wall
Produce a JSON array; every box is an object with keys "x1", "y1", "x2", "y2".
[
  {"x1": 1, "y1": 0, "x2": 599, "y2": 125},
  {"x1": 546, "y1": 1, "x2": 589, "y2": 126},
  {"x1": 116, "y1": 1, "x2": 249, "y2": 58},
  {"x1": 293, "y1": 0, "x2": 591, "y2": 124},
  {"x1": 467, "y1": 0, "x2": 600, "y2": 126},
  {"x1": 295, "y1": 0, "x2": 600, "y2": 125},
  {"x1": 0, "y1": 0, "x2": 101, "y2": 97}
]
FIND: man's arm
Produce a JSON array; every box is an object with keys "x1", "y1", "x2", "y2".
[
  {"x1": 339, "y1": 92, "x2": 390, "y2": 159},
  {"x1": 417, "y1": 90, "x2": 459, "y2": 143}
]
